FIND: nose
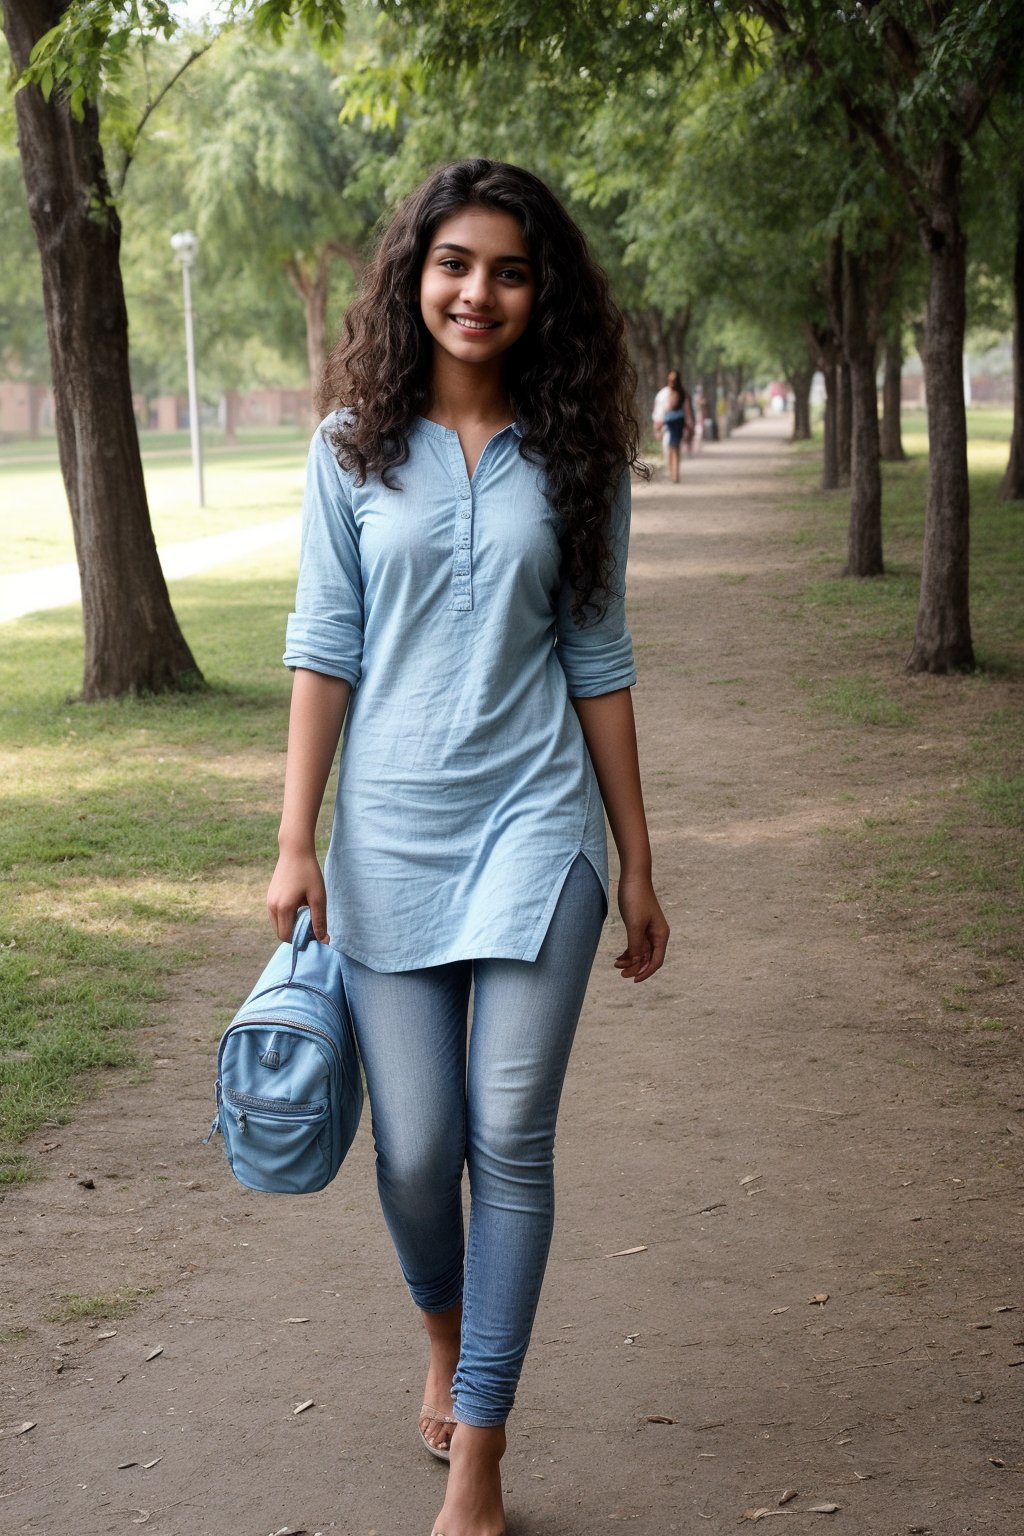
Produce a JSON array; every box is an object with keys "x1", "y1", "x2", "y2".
[{"x1": 460, "y1": 265, "x2": 494, "y2": 309}]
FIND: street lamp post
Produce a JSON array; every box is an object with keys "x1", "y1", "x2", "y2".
[{"x1": 170, "y1": 229, "x2": 205, "y2": 508}]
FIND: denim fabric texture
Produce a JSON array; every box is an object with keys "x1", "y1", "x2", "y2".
[
  {"x1": 283, "y1": 415, "x2": 635, "y2": 972},
  {"x1": 339, "y1": 855, "x2": 606, "y2": 1427}
]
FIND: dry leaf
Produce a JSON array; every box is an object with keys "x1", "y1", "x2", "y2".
[
  {"x1": 645, "y1": 1414, "x2": 676, "y2": 1425},
  {"x1": 741, "y1": 1509, "x2": 774, "y2": 1522},
  {"x1": 995, "y1": 1305, "x2": 1016, "y2": 1313},
  {"x1": 853, "y1": 1472, "x2": 873, "y2": 1481},
  {"x1": 143, "y1": 1458, "x2": 161, "y2": 1469},
  {"x1": 771, "y1": 1307, "x2": 790, "y2": 1315},
  {"x1": 810, "y1": 1294, "x2": 830, "y2": 1306},
  {"x1": 606, "y1": 1245, "x2": 648, "y2": 1257},
  {"x1": 989, "y1": 1457, "x2": 1006, "y2": 1467},
  {"x1": 131, "y1": 1512, "x2": 151, "y2": 1526},
  {"x1": 963, "y1": 1391, "x2": 984, "y2": 1403},
  {"x1": 293, "y1": 1399, "x2": 314, "y2": 1415},
  {"x1": 145, "y1": 1347, "x2": 163, "y2": 1362},
  {"x1": 118, "y1": 1460, "x2": 139, "y2": 1470},
  {"x1": 808, "y1": 1504, "x2": 840, "y2": 1514},
  {"x1": 778, "y1": 1490, "x2": 798, "y2": 1505},
  {"x1": 15, "y1": 1421, "x2": 36, "y2": 1435},
  {"x1": 740, "y1": 1174, "x2": 762, "y2": 1186},
  {"x1": 97, "y1": 1330, "x2": 117, "y2": 1340},
  {"x1": 284, "y1": 1317, "x2": 310, "y2": 1324}
]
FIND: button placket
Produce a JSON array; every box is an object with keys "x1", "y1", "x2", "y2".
[{"x1": 448, "y1": 437, "x2": 474, "y2": 612}]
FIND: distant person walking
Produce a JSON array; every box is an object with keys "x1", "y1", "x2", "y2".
[{"x1": 652, "y1": 368, "x2": 693, "y2": 485}]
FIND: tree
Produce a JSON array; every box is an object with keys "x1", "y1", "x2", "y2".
[
  {"x1": 733, "y1": 0, "x2": 1021, "y2": 667},
  {"x1": 2, "y1": 0, "x2": 201, "y2": 699},
  {"x1": 185, "y1": 32, "x2": 390, "y2": 405}
]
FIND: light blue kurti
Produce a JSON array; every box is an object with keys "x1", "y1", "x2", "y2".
[{"x1": 283, "y1": 413, "x2": 636, "y2": 973}]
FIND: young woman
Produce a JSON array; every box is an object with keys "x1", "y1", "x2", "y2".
[
  {"x1": 652, "y1": 366, "x2": 694, "y2": 483},
  {"x1": 267, "y1": 159, "x2": 669, "y2": 1536}
]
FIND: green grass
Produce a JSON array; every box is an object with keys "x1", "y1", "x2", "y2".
[
  {"x1": 45, "y1": 1289, "x2": 150, "y2": 1323},
  {"x1": 0, "y1": 546, "x2": 299, "y2": 1178},
  {"x1": 0, "y1": 432, "x2": 308, "y2": 574},
  {"x1": 789, "y1": 407, "x2": 1023, "y2": 972},
  {"x1": 811, "y1": 675, "x2": 914, "y2": 727},
  {"x1": 790, "y1": 406, "x2": 1023, "y2": 670}
]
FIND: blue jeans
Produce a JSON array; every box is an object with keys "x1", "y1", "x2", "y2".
[{"x1": 339, "y1": 855, "x2": 606, "y2": 1427}]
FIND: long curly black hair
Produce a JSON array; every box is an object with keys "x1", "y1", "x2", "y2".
[{"x1": 317, "y1": 158, "x2": 647, "y2": 623}]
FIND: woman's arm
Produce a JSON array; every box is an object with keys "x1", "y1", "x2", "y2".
[
  {"x1": 267, "y1": 667, "x2": 352, "y2": 943},
  {"x1": 571, "y1": 687, "x2": 669, "y2": 982}
]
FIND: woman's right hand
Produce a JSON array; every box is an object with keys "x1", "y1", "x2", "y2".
[{"x1": 267, "y1": 847, "x2": 329, "y2": 943}]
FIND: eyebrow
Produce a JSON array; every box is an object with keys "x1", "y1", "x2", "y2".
[{"x1": 432, "y1": 242, "x2": 532, "y2": 264}]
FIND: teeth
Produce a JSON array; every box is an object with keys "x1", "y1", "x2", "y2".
[{"x1": 452, "y1": 317, "x2": 496, "y2": 330}]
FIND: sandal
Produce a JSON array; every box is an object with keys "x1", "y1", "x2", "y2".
[{"x1": 419, "y1": 1402, "x2": 457, "y2": 1463}]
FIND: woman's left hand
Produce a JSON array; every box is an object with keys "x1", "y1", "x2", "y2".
[{"x1": 615, "y1": 873, "x2": 670, "y2": 982}]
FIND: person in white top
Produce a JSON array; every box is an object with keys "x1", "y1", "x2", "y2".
[{"x1": 652, "y1": 368, "x2": 694, "y2": 484}]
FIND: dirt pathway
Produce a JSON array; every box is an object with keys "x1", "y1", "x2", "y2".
[{"x1": 2, "y1": 418, "x2": 1022, "y2": 1536}]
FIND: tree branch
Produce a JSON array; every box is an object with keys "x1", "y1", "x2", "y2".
[{"x1": 113, "y1": 44, "x2": 215, "y2": 197}]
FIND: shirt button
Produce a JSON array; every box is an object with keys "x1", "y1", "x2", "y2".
[{"x1": 461, "y1": 512, "x2": 471, "y2": 519}]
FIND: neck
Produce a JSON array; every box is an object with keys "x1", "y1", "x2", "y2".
[{"x1": 425, "y1": 354, "x2": 512, "y2": 429}]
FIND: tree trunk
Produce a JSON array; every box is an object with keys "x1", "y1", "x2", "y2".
[
  {"x1": 223, "y1": 388, "x2": 240, "y2": 447},
  {"x1": 700, "y1": 369, "x2": 719, "y2": 441},
  {"x1": 1001, "y1": 178, "x2": 1024, "y2": 501},
  {"x1": 810, "y1": 317, "x2": 841, "y2": 489},
  {"x1": 837, "y1": 360, "x2": 852, "y2": 486},
  {"x1": 789, "y1": 368, "x2": 813, "y2": 439},
  {"x1": 880, "y1": 326, "x2": 908, "y2": 462},
  {"x1": 821, "y1": 357, "x2": 839, "y2": 485},
  {"x1": 842, "y1": 246, "x2": 883, "y2": 577},
  {"x1": 907, "y1": 143, "x2": 974, "y2": 674},
  {"x1": 3, "y1": 0, "x2": 201, "y2": 700}
]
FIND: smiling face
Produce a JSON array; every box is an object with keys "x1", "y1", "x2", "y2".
[{"x1": 418, "y1": 206, "x2": 536, "y2": 371}]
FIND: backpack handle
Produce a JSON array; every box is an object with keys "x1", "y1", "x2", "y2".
[{"x1": 288, "y1": 906, "x2": 316, "y2": 981}]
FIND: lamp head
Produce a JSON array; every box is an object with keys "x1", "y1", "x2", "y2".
[{"x1": 170, "y1": 230, "x2": 199, "y2": 266}]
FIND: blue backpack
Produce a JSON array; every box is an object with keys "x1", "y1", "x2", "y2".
[{"x1": 207, "y1": 909, "x2": 363, "y2": 1194}]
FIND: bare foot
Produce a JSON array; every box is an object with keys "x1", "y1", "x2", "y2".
[
  {"x1": 431, "y1": 1423, "x2": 507, "y2": 1536},
  {"x1": 419, "y1": 1304, "x2": 462, "y2": 1457}
]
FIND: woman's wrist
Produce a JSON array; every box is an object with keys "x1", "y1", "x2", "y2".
[{"x1": 277, "y1": 825, "x2": 318, "y2": 856}]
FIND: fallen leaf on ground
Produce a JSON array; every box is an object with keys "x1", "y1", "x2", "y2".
[
  {"x1": 15, "y1": 1421, "x2": 36, "y2": 1435},
  {"x1": 740, "y1": 1173, "x2": 762, "y2": 1186},
  {"x1": 293, "y1": 1399, "x2": 314, "y2": 1415},
  {"x1": 606, "y1": 1245, "x2": 648, "y2": 1257},
  {"x1": 283, "y1": 1317, "x2": 310, "y2": 1324},
  {"x1": 645, "y1": 1414, "x2": 676, "y2": 1424},
  {"x1": 741, "y1": 1509, "x2": 777, "y2": 1521},
  {"x1": 142, "y1": 1458, "x2": 161, "y2": 1469},
  {"x1": 97, "y1": 1330, "x2": 117, "y2": 1340},
  {"x1": 118, "y1": 1460, "x2": 138, "y2": 1470},
  {"x1": 778, "y1": 1490, "x2": 798, "y2": 1505},
  {"x1": 145, "y1": 1347, "x2": 163, "y2": 1362},
  {"x1": 808, "y1": 1504, "x2": 840, "y2": 1513},
  {"x1": 771, "y1": 1307, "x2": 790, "y2": 1315}
]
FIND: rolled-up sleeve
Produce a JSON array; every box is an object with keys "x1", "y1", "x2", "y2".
[
  {"x1": 283, "y1": 422, "x2": 364, "y2": 689},
  {"x1": 555, "y1": 469, "x2": 637, "y2": 697}
]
